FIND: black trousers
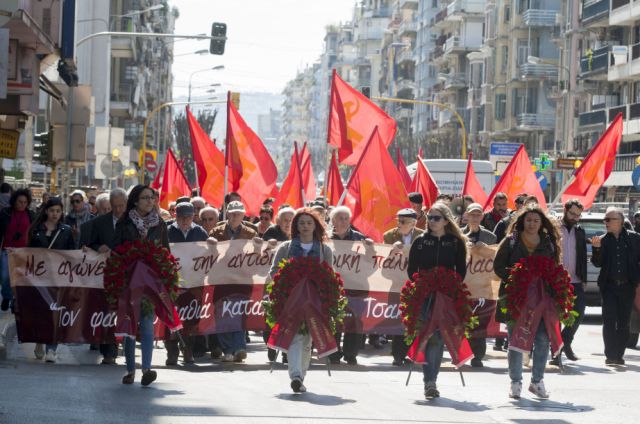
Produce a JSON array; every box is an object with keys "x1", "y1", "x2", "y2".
[
  {"x1": 165, "y1": 336, "x2": 194, "y2": 360},
  {"x1": 602, "y1": 284, "x2": 635, "y2": 360},
  {"x1": 329, "y1": 332, "x2": 361, "y2": 361},
  {"x1": 391, "y1": 335, "x2": 410, "y2": 362},
  {"x1": 469, "y1": 337, "x2": 486, "y2": 360},
  {"x1": 561, "y1": 283, "x2": 586, "y2": 346},
  {"x1": 99, "y1": 343, "x2": 118, "y2": 359}
]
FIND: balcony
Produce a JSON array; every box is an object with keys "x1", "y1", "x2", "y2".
[
  {"x1": 608, "y1": 43, "x2": 640, "y2": 81},
  {"x1": 111, "y1": 37, "x2": 136, "y2": 59},
  {"x1": 399, "y1": 20, "x2": 418, "y2": 36},
  {"x1": 522, "y1": 9, "x2": 559, "y2": 26},
  {"x1": 433, "y1": 9, "x2": 449, "y2": 28},
  {"x1": 579, "y1": 45, "x2": 610, "y2": 79},
  {"x1": 577, "y1": 102, "x2": 640, "y2": 135},
  {"x1": 516, "y1": 113, "x2": 556, "y2": 130},
  {"x1": 400, "y1": 0, "x2": 419, "y2": 9},
  {"x1": 443, "y1": 73, "x2": 468, "y2": 89},
  {"x1": 581, "y1": 0, "x2": 610, "y2": 25},
  {"x1": 444, "y1": 36, "x2": 466, "y2": 53},
  {"x1": 609, "y1": 0, "x2": 635, "y2": 25},
  {"x1": 397, "y1": 78, "x2": 417, "y2": 95},
  {"x1": 397, "y1": 49, "x2": 416, "y2": 64},
  {"x1": 110, "y1": 83, "x2": 135, "y2": 117},
  {"x1": 446, "y1": 0, "x2": 485, "y2": 18},
  {"x1": 519, "y1": 63, "x2": 559, "y2": 80}
]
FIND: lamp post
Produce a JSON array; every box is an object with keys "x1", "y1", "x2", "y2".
[
  {"x1": 188, "y1": 66, "x2": 224, "y2": 102},
  {"x1": 174, "y1": 49, "x2": 209, "y2": 57}
]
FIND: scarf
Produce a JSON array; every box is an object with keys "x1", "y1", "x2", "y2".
[
  {"x1": 68, "y1": 203, "x2": 92, "y2": 226},
  {"x1": 129, "y1": 209, "x2": 160, "y2": 239},
  {"x1": 288, "y1": 238, "x2": 322, "y2": 260}
]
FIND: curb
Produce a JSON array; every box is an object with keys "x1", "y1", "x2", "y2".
[{"x1": 0, "y1": 314, "x2": 16, "y2": 361}]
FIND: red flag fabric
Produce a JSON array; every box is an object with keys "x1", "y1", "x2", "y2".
[
  {"x1": 483, "y1": 145, "x2": 547, "y2": 211},
  {"x1": 325, "y1": 151, "x2": 344, "y2": 206},
  {"x1": 158, "y1": 149, "x2": 191, "y2": 210},
  {"x1": 226, "y1": 92, "x2": 278, "y2": 216},
  {"x1": 418, "y1": 147, "x2": 424, "y2": 158},
  {"x1": 462, "y1": 152, "x2": 488, "y2": 206},
  {"x1": 561, "y1": 113, "x2": 623, "y2": 209},
  {"x1": 187, "y1": 107, "x2": 225, "y2": 208},
  {"x1": 344, "y1": 127, "x2": 408, "y2": 242},
  {"x1": 150, "y1": 162, "x2": 163, "y2": 190},
  {"x1": 327, "y1": 70, "x2": 397, "y2": 165},
  {"x1": 396, "y1": 147, "x2": 412, "y2": 191},
  {"x1": 410, "y1": 156, "x2": 440, "y2": 209},
  {"x1": 299, "y1": 142, "x2": 317, "y2": 203},
  {"x1": 273, "y1": 142, "x2": 305, "y2": 210}
]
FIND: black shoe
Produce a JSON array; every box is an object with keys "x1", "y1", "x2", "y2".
[
  {"x1": 282, "y1": 353, "x2": 288, "y2": 364},
  {"x1": 549, "y1": 356, "x2": 561, "y2": 367},
  {"x1": 165, "y1": 357, "x2": 178, "y2": 366},
  {"x1": 369, "y1": 338, "x2": 382, "y2": 349},
  {"x1": 470, "y1": 358, "x2": 483, "y2": 368},
  {"x1": 392, "y1": 359, "x2": 403, "y2": 366},
  {"x1": 615, "y1": 358, "x2": 626, "y2": 365},
  {"x1": 89, "y1": 344, "x2": 99, "y2": 351},
  {"x1": 0, "y1": 298, "x2": 9, "y2": 311},
  {"x1": 605, "y1": 358, "x2": 616, "y2": 366},
  {"x1": 493, "y1": 345, "x2": 503, "y2": 352},
  {"x1": 329, "y1": 357, "x2": 341, "y2": 365},
  {"x1": 290, "y1": 378, "x2": 303, "y2": 393},
  {"x1": 344, "y1": 355, "x2": 358, "y2": 365},
  {"x1": 424, "y1": 383, "x2": 440, "y2": 399},
  {"x1": 121, "y1": 372, "x2": 135, "y2": 385},
  {"x1": 101, "y1": 356, "x2": 116, "y2": 365},
  {"x1": 563, "y1": 345, "x2": 579, "y2": 361},
  {"x1": 267, "y1": 348, "x2": 277, "y2": 362},
  {"x1": 141, "y1": 369, "x2": 157, "y2": 386}
]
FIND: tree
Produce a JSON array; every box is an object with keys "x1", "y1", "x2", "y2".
[{"x1": 172, "y1": 109, "x2": 217, "y2": 185}]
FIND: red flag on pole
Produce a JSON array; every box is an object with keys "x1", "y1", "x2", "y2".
[
  {"x1": 484, "y1": 145, "x2": 547, "y2": 211},
  {"x1": 343, "y1": 127, "x2": 408, "y2": 242},
  {"x1": 187, "y1": 107, "x2": 225, "y2": 207},
  {"x1": 159, "y1": 149, "x2": 192, "y2": 210},
  {"x1": 273, "y1": 142, "x2": 305, "y2": 210},
  {"x1": 561, "y1": 113, "x2": 623, "y2": 209},
  {"x1": 396, "y1": 146, "x2": 412, "y2": 191},
  {"x1": 150, "y1": 162, "x2": 163, "y2": 190},
  {"x1": 410, "y1": 156, "x2": 440, "y2": 209},
  {"x1": 299, "y1": 142, "x2": 317, "y2": 203},
  {"x1": 462, "y1": 152, "x2": 488, "y2": 206},
  {"x1": 327, "y1": 70, "x2": 397, "y2": 165},
  {"x1": 325, "y1": 150, "x2": 344, "y2": 207},
  {"x1": 226, "y1": 92, "x2": 278, "y2": 216}
]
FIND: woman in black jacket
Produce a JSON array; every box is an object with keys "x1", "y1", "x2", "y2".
[
  {"x1": 27, "y1": 197, "x2": 75, "y2": 363},
  {"x1": 113, "y1": 185, "x2": 169, "y2": 386},
  {"x1": 407, "y1": 201, "x2": 468, "y2": 399}
]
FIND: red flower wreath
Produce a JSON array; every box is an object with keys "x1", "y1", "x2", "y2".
[
  {"x1": 103, "y1": 239, "x2": 181, "y2": 315},
  {"x1": 400, "y1": 267, "x2": 478, "y2": 345},
  {"x1": 263, "y1": 256, "x2": 347, "y2": 334},
  {"x1": 500, "y1": 256, "x2": 577, "y2": 326}
]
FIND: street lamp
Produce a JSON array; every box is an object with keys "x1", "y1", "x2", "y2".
[{"x1": 188, "y1": 66, "x2": 225, "y2": 102}]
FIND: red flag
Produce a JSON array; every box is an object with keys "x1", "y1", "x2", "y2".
[
  {"x1": 158, "y1": 149, "x2": 192, "y2": 210},
  {"x1": 327, "y1": 70, "x2": 397, "y2": 165},
  {"x1": 418, "y1": 147, "x2": 424, "y2": 158},
  {"x1": 561, "y1": 113, "x2": 623, "y2": 209},
  {"x1": 396, "y1": 146, "x2": 412, "y2": 191},
  {"x1": 484, "y1": 145, "x2": 547, "y2": 211},
  {"x1": 410, "y1": 156, "x2": 440, "y2": 209},
  {"x1": 273, "y1": 142, "x2": 305, "y2": 210},
  {"x1": 299, "y1": 142, "x2": 317, "y2": 203},
  {"x1": 325, "y1": 150, "x2": 344, "y2": 206},
  {"x1": 344, "y1": 127, "x2": 408, "y2": 242},
  {"x1": 462, "y1": 152, "x2": 488, "y2": 206},
  {"x1": 150, "y1": 162, "x2": 163, "y2": 190},
  {"x1": 226, "y1": 92, "x2": 278, "y2": 216},
  {"x1": 187, "y1": 107, "x2": 225, "y2": 207}
]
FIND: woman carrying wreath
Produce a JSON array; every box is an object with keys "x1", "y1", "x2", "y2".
[
  {"x1": 268, "y1": 208, "x2": 333, "y2": 393},
  {"x1": 494, "y1": 204, "x2": 561, "y2": 399},
  {"x1": 407, "y1": 201, "x2": 468, "y2": 399},
  {"x1": 113, "y1": 185, "x2": 169, "y2": 386}
]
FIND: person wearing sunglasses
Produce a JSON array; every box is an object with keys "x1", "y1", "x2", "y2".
[
  {"x1": 407, "y1": 202, "x2": 468, "y2": 399},
  {"x1": 384, "y1": 208, "x2": 425, "y2": 366},
  {"x1": 255, "y1": 206, "x2": 274, "y2": 237},
  {"x1": 591, "y1": 206, "x2": 640, "y2": 367},
  {"x1": 64, "y1": 190, "x2": 94, "y2": 248}
]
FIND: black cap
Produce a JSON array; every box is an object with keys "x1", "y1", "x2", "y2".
[{"x1": 408, "y1": 192, "x2": 423, "y2": 204}]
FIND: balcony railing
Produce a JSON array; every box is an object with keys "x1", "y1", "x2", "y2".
[
  {"x1": 612, "y1": 0, "x2": 629, "y2": 10},
  {"x1": 578, "y1": 109, "x2": 606, "y2": 127},
  {"x1": 522, "y1": 9, "x2": 558, "y2": 26},
  {"x1": 397, "y1": 78, "x2": 417, "y2": 94},
  {"x1": 516, "y1": 113, "x2": 556, "y2": 129},
  {"x1": 614, "y1": 153, "x2": 640, "y2": 171},
  {"x1": 444, "y1": 73, "x2": 467, "y2": 89},
  {"x1": 580, "y1": 45, "x2": 610, "y2": 75},
  {"x1": 445, "y1": 36, "x2": 462, "y2": 52},
  {"x1": 581, "y1": 0, "x2": 610, "y2": 23},
  {"x1": 447, "y1": 0, "x2": 485, "y2": 15},
  {"x1": 399, "y1": 21, "x2": 418, "y2": 35},
  {"x1": 519, "y1": 63, "x2": 559, "y2": 79},
  {"x1": 397, "y1": 49, "x2": 415, "y2": 64}
]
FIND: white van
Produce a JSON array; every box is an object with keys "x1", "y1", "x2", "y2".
[{"x1": 406, "y1": 159, "x2": 495, "y2": 195}]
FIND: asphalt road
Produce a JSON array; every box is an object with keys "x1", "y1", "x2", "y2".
[{"x1": 0, "y1": 307, "x2": 638, "y2": 424}]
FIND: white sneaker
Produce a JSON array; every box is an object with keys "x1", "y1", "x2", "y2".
[
  {"x1": 509, "y1": 381, "x2": 522, "y2": 399},
  {"x1": 529, "y1": 380, "x2": 549, "y2": 398},
  {"x1": 221, "y1": 353, "x2": 234, "y2": 362},
  {"x1": 45, "y1": 350, "x2": 57, "y2": 363},
  {"x1": 34, "y1": 344, "x2": 44, "y2": 360}
]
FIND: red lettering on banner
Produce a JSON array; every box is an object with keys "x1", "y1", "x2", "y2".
[{"x1": 25, "y1": 255, "x2": 46, "y2": 277}]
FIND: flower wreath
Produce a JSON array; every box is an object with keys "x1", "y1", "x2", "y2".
[
  {"x1": 263, "y1": 256, "x2": 347, "y2": 334},
  {"x1": 400, "y1": 266, "x2": 478, "y2": 345},
  {"x1": 103, "y1": 239, "x2": 181, "y2": 315},
  {"x1": 500, "y1": 255, "x2": 577, "y2": 326}
]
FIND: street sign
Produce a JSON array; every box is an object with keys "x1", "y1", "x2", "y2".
[
  {"x1": 632, "y1": 166, "x2": 640, "y2": 191},
  {"x1": 139, "y1": 149, "x2": 157, "y2": 165},
  {"x1": 145, "y1": 158, "x2": 158, "y2": 173},
  {"x1": 489, "y1": 142, "x2": 522, "y2": 175},
  {"x1": 557, "y1": 158, "x2": 582, "y2": 169},
  {"x1": 535, "y1": 171, "x2": 548, "y2": 191},
  {"x1": 534, "y1": 154, "x2": 551, "y2": 171},
  {"x1": 0, "y1": 129, "x2": 19, "y2": 159}
]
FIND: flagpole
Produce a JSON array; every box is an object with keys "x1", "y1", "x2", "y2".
[
  {"x1": 336, "y1": 126, "x2": 379, "y2": 207},
  {"x1": 549, "y1": 174, "x2": 575, "y2": 210},
  {"x1": 223, "y1": 91, "x2": 231, "y2": 215},
  {"x1": 295, "y1": 141, "x2": 306, "y2": 206},
  {"x1": 324, "y1": 70, "x2": 336, "y2": 202}
]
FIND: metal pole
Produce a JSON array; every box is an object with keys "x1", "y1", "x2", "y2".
[
  {"x1": 76, "y1": 31, "x2": 227, "y2": 47},
  {"x1": 64, "y1": 86, "x2": 75, "y2": 206}
]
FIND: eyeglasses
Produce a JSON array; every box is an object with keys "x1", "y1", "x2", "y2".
[
  {"x1": 139, "y1": 196, "x2": 154, "y2": 201},
  {"x1": 71, "y1": 199, "x2": 83, "y2": 204},
  {"x1": 397, "y1": 219, "x2": 413, "y2": 225},
  {"x1": 603, "y1": 217, "x2": 621, "y2": 223},
  {"x1": 427, "y1": 215, "x2": 444, "y2": 222}
]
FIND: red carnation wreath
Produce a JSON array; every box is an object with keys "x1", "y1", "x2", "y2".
[
  {"x1": 400, "y1": 266, "x2": 478, "y2": 345},
  {"x1": 103, "y1": 239, "x2": 181, "y2": 315},
  {"x1": 263, "y1": 256, "x2": 347, "y2": 334},
  {"x1": 500, "y1": 255, "x2": 577, "y2": 326}
]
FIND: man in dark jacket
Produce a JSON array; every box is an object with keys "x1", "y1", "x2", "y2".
[
  {"x1": 481, "y1": 192, "x2": 509, "y2": 232},
  {"x1": 591, "y1": 207, "x2": 640, "y2": 365},
  {"x1": 551, "y1": 199, "x2": 588, "y2": 365}
]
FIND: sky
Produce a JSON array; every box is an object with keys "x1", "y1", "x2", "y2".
[{"x1": 169, "y1": 0, "x2": 357, "y2": 100}]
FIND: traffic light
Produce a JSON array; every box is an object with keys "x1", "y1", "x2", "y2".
[
  {"x1": 360, "y1": 86, "x2": 371, "y2": 98},
  {"x1": 33, "y1": 132, "x2": 52, "y2": 165},
  {"x1": 230, "y1": 92, "x2": 240, "y2": 110},
  {"x1": 210, "y1": 22, "x2": 227, "y2": 55}
]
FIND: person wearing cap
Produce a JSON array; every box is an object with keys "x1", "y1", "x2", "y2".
[
  {"x1": 209, "y1": 200, "x2": 258, "y2": 362},
  {"x1": 384, "y1": 208, "x2": 424, "y2": 366},
  {"x1": 461, "y1": 203, "x2": 497, "y2": 368},
  {"x1": 408, "y1": 192, "x2": 427, "y2": 230}
]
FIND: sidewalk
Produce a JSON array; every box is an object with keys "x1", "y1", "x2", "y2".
[{"x1": 0, "y1": 309, "x2": 16, "y2": 360}]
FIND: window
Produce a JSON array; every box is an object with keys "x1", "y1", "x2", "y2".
[
  {"x1": 495, "y1": 94, "x2": 506, "y2": 119},
  {"x1": 504, "y1": 5, "x2": 510, "y2": 22},
  {"x1": 517, "y1": 40, "x2": 529, "y2": 65},
  {"x1": 501, "y1": 46, "x2": 508, "y2": 73}
]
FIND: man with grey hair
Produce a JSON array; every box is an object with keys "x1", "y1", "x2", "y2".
[
  {"x1": 591, "y1": 206, "x2": 640, "y2": 366},
  {"x1": 95, "y1": 193, "x2": 111, "y2": 215},
  {"x1": 190, "y1": 196, "x2": 207, "y2": 225},
  {"x1": 199, "y1": 206, "x2": 220, "y2": 234}
]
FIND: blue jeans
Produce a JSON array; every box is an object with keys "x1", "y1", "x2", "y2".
[
  {"x1": 508, "y1": 321, "x2": 549, "y2": 383},
  {"x1": 421, "y1": 330, "x2": 445, "y2": 383},
  {"x1": 124, "y1": 313, "x2": 154, "y2": 373},
  {"x1": 218, "y1": 331, "x2": 246, "y2": 354},
  {"x1": 1, "y1": 250, "x2": 12, "y2": 302}
]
